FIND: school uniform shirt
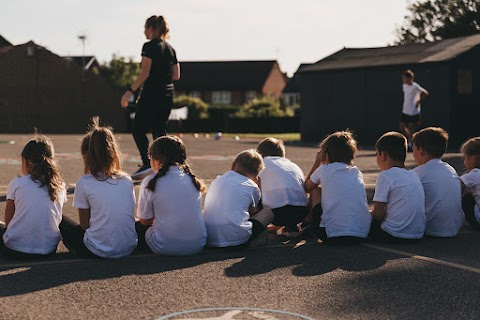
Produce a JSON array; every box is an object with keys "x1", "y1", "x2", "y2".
[
  {"x1": 402, "y1": 82, "x2": 427, "y2": 116},
  {"x1": 259, "y1": 157, "x2": 308, "y2": 209},
  {"x1": 137, "y1": 166, "x2": 206, "y2": 255},
  {"x1": 73, "y1": 174, "x2": 137, "y2": 259},
  {"x1": 3, "y1": 175, "x2": 67, "y2": 254},
  {"x1": 373, "y1": 167, "x2": 426, "y2": 239},
  {"x1": 413, "y1": 159, "x2": 463, "y2": 237},
  {"x1": 460, "y1": 168, "x2": 480, "y2": 223},
  {"x1": 310, "y1": 162, "x2": 371, "y2": 238},
  {"x1": 203, "y1": 171, "x2": 261, "y2": 247}
]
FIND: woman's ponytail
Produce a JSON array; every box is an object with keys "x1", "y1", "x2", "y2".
[{"x1": 180, "y1": 163, "x2": 206, "y2": 193}]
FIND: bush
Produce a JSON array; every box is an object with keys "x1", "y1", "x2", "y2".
[
  {"x1": 233, "y1": 96, "x2": 293, "y2": 118},
  {"x1": 208, "y1": 104, "x2": 238, "y2": 120},
  {"x1": 173, "y1": 95, "x2": 208, "y2": 119}
]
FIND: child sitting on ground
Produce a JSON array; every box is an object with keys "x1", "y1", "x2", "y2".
[
  {"x1": 304, "y1": 131, "x2": 371, "y2": 245},
  {"x1": 0, "y1": 136, "x2": 67, "y2": 259},
  {"x1": 256, "y1": 138, "x2": 308, "y2": 238},
  {"x1": 370, "y1": 132, "x2": 425, "y2": 243},
  {"x1": 135, "y1": 136, "x2": 207, "y2": 255},
  {"x1": 203, "y1": 149, "x2": 274, "y2": 248},
  {"x1": 412, "y1": 127, "x2": 464, "y2": 237},
  {"x1": 459, "y1": 137, "x2": 480, "y2": 230}
]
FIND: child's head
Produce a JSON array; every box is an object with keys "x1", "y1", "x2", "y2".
[
  {"x1": 232, "y1": 149, "x2": 264, "y2": 181},
  {"x1": 21, "y1": 135, "x2": 63, "y2": 202},
  {"x1": 81, "y1": 117, "x2": 123, "y2": 179},
  {"x1": 375, "y1": 132, "x2": 407, "y2": 169},
  {"x1": 257, "y1": 137, "x2": 286, "y2": 158},
  {"x1": 319, "y1": 130, "x2": 357, "y2": 165},
  {"x1": 402, "y1": 69, "x2": 414, "y2": 84},
  {"x1": 147, "y1": 135, "x2": 205, "y2": 192},
  {"x1": 412, "y1": 127, "x2": 448, "y2": 164},
  {"x1": 145, "y1": 15, "x2": 169, "y2": 40},
  {"x1": 460, "y1": 137, "x2": 480, "y2": 171}
]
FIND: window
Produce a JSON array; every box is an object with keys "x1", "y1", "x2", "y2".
[
  {"x1": 212, "y1": 91, "x2": 231, "y2": 104},
  {"x1": 190, "y1": 91, "x2": 201, "y2": 99},
  {"x1": 245, "y1": 91, "x2": 256, "y2": 101},
  {"x1": 458, "y1": 69, "x2": 472, "y2": 95}
]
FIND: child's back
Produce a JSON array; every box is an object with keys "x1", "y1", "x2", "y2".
[
  {"x1": 413, "y1": 159, "x2": 463, "y2": 237},
  {"x1": 204, "y1": 170, "x2": 261, "y2": 247}
]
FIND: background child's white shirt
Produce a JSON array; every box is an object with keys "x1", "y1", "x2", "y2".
[
  {"x1": 73, "y1": 174, "x2": 137, "y2": 259},
  {"x1": 373, "y1": 167, "x2": 426, "y2": 239},
  {"x1": 310, "y1": 162, "x2": 371, "y2": 238},
  {"x1": 259, "y1": 157, "x2": 308, "y2": 209},
  {"x1": 4, "y1": 175, "x2": 66, "y2": 254},
  {"x1": 413, "y1": 159, "x2": 463, "y2": 237},
  {"x1": 203, "y1": 171, "x2": 261, "y2": 247},
  {"x1": 460, "y1": 168, "x2": 480, "y2": 222},
  {"x1": 402, "y1": 82, "x2": 426, "y2": 116},
  {"x1": 136, "y1": 166, "x2": 206, "y2": 255}
]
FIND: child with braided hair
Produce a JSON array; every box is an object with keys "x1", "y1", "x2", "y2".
[
  {"x1": 1, "y1": 135, "x2": 67, "y2": 258},
  {"x1": 135, "y1": 135, "x2": 207, "y2": 255}
]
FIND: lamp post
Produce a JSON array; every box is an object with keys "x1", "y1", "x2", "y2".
[{"x1": 78, "y1": 34, "x2": 86, "y2": 81}]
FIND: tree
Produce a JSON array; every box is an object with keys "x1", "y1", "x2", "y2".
[
  {"x1": 173, "y1": 95, "x2": 209, "y2": 119},
  {"x1": 99, "y1": 55, "x2": 140, "y2": 88},
  {"x1": 395, "y1": 0, "x2": 480, "y2": 44},
  {"x1": 234, "y1": 96, "x2": 294, "y2": 118}
]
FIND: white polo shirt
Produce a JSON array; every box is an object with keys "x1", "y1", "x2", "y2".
[
  {"x1": 259, "y1": 157, "x2": 308, "y2": 209},
  {"x1": 310, "y1": 162, "x2": 371, "y2": 238},
  {"x1": 3, "y1": 175, "x2": 67, "y2": 254},
  {"x1": 374, "y1": 167, "x2": 426, "y2": 239},
  {"x1": 402, "y1": 82, "x2": 427, "y2": 116},
  {"x1": 137, "y1": 166, "x2": 206, "y2": 255},
  {"x1": 460, "y1": 168, "x2": 480, "y2": 223},
  {"x1": 203, "y1": 171, "x2": 261, "y2": 247},
  {"x1": 73, "y1": 174, "x2": 137, "y2": 259}
]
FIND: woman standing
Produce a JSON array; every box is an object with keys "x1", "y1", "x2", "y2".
[{"x1": 121, "y1": 15, "x2": 180, "y2": 180}]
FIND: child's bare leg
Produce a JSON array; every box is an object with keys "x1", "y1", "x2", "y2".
[
  {"x1": 251, "y1": 207, "x2": 274, "y2": 227},
  {"x1": 310, "y1": 187, "x2": 322, "y2": 208}
]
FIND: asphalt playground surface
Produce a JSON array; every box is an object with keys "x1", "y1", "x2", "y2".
[{"x1": 0, "y1": 133, "x2": 479, "y2": 320}]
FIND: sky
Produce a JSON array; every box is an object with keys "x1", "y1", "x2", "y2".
[{"x1": 0, "y1": 0, "x2": 411, "y2": 76}]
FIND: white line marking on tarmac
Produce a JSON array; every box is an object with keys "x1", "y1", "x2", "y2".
[{"x1": 362, "y1": 243, "x2": 480, "y2": 274}]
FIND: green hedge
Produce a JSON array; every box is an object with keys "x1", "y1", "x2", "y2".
[{"x1": 173, "y1": 95, "x2": 208, "y2": 119}]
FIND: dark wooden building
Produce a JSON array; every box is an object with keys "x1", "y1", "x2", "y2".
[
  {"x1": 175, "y1": 60, "x2": 286, "y2": 105},
  {"x1": 299, "y1": 34, "x2": 480, "y2": 145},
  {"x1": 0, "y1": 40, "x2": 127, "y2": 133}
]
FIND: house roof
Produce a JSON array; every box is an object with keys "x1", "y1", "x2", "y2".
[
  {"x1": 301, "y1": 34, "x2": 480, "y2": 73},
  {"x1": 64, "y1": 56, "x2": 99, "y2": 70},
  {"x1": 282, "y1": 63, "x2": 313, "y2": 93},
  {"x1": 0, "y1": 35, "x2": 12, "y2": 48},
  {"x1": 175, "y1": 60, "x2": 279, "y2": 91}
]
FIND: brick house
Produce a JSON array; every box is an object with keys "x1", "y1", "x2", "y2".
[
  {"x1": 174, "y1": 60, "x2": 287, "y2": 105},
  {"x1": 0, "y1": 39, "x2": 127, "y2": 133}
]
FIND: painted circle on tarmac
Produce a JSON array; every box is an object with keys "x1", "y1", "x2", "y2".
[{"x1": 157, "y1": 307, "x2": 315, "y2": 320}]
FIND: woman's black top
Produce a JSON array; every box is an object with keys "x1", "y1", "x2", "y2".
[{"x1": 141, "y1": 39, "x2": 178, "y2": 96}]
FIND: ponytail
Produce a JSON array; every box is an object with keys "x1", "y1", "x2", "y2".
[
  {"x1": 180, "y1": 163, "x2": 206, "y2": 192},
  {"x1": 147, "y1": 165, "x2": 169, "y2": 192},
  {"x1": 145, "y1": 15, "x2": 170, "y2": 40}
]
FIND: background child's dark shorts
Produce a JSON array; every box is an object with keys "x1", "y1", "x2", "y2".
[
  {"x1": 272, "y1": 205, "x2": 308, "y2": 231},
  {"x1": 400, "y1": 113, "x2": 420, "y2": 123}
]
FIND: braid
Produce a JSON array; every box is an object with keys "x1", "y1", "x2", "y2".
[
  {"x1": 147, "y1": 165, "x2": 170, "y2": 192},
  {"x1": 180, "y1": 163, "x2": 206, "y2": 193}
]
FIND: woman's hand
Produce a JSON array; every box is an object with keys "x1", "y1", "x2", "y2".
[{"x1": 120, "y1": 91, "x2": 132, "y2": 108}]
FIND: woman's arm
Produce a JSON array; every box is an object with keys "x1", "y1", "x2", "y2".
[
  {"x1": 78, "y1": 208, "x2": 91, "y2": 230},
  {"x1": 5, "y1": 200, "x2": 15, "y2": 226},
  {"x1": 120, "y1": 56, "x2": 152, "y2": 108},
  {"x1": 171, "y1": 63, "x2": 180, "y2": 81}
]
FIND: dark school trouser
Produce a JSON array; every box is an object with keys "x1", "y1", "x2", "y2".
[
  {"x1": 133, "y1": 93, "x2": 173, "y2": 166},
  {"x1": 462, "y1": 194, "x2": 480, "y2": 229},
  {"x1": 271, "y1": 205, "x2": 308, "y2": 232},
  {"x1": 134, "y1": 221, "x2": 153, "y2": 253},
  {"x1": 0, "y1": 224, "x2": 56, "y2": 259},
  {"x1": 59, "y1": 216, "x2": 97, "y2": 258},
  {"x1": 368, "y1": 219, "x2": 422, "y2": 244}
]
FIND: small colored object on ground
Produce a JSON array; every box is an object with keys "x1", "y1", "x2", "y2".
[
  {"x1": 177, "y1": 133, "x2": 183, "y2": 138},
  {"x1": 0, "y1": 140, "x2": 15, "y2": 144},
  {"x1": 233, "y1": 135, "x2": 240, "y2": 141},
  {"x1": 214, "y1": 132, "x2": 222, "y2": 140},
  {"x1": 204, "y1": 133, "x2": 211, "y2": 138},
  {"x1": 193, "y1": 133, "x2": 199, "y2": 138}
]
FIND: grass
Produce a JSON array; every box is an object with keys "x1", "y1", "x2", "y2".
[{"x1": 185, "y1": 132, "x2": 301, "y2": 141}]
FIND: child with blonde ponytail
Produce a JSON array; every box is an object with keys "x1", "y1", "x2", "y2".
[
  {"x1": 136, "y1": 135, "x2": 207, "y2": 255},
  {"x1": 1, "y1": 135, "x2": 67, "y2": 258}
]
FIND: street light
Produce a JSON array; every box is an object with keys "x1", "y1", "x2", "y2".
[{"x1": 78, "y1": 34, "x2": 86, "y2": 81}]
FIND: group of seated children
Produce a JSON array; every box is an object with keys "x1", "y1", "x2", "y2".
[{"x1": 1, "y1": 119, "x2": 480, "y2": 259}]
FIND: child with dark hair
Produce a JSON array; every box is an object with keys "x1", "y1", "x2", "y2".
[
  {"x1": 0, "y1": 135, "x2": 67, "y2": 258},
  {"x1": 135, "y1": 135, "x2": 207, "y2": 255},
  {"x1": 256, "y1": 138, "x2": 308, "y2": 238},
  {"x1": 412, "y1": 127, "x2": 463, "y2": 237},
  {"x1": 59, "y1": 117, "x2": 137, "y2": 259},
  {"x1": 204, "y1": 149, "x2": 274, "y2": 248},
  {"x1": 370, "y1": 132, "x2": 426, "y2": 243},
  {"x1": 459, "y1": 137, "x2": 480, "y2": 229},
  {"x1": 304, "y1": 131, "x2": 371, "y2": 245}
]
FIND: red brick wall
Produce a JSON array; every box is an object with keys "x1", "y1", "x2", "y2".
[{"x1": 262, "y1": 62, "x2": 287, "y2": 97}]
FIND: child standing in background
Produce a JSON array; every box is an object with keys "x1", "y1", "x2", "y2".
[
  {"x1": 304, "y1": 131, "x2": 371, "y2": 245},
  {"x1": 256, "y1": 138, "x2": 308, "y2": 238},
  {"x1": 135, "y1": 136, "x2": 207, "y2": 256},
  {"x1": 1, "y1": 136, "x2": 67, "y2": 258},
  {"x1": 459, "y1": 137, "x2": 480, "y2": 230},
  {"x1": 59, "y1": 117, "x2": 137, "y2": 259},
  {"x1": 204, "y1": 149, "x2": 274, "y2": 249}
]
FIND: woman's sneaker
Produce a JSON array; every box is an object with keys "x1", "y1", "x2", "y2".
[{"x1": 131, "y1": 165, "x2": 153, "y2": 180}]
